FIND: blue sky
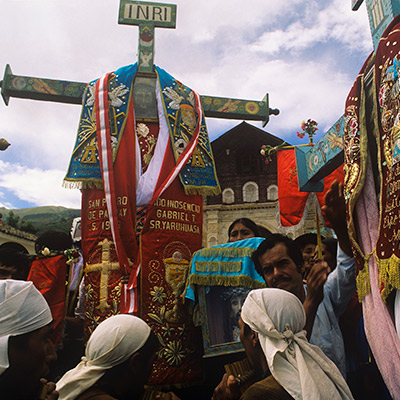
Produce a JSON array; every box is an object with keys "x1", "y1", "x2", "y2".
[{"x1": 0, "y1": 0, "x2": 372, "y2": 209}]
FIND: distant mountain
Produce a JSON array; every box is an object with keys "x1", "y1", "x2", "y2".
[{"x1": 0, "y1": 206, "x2": 81, "y2": 236}]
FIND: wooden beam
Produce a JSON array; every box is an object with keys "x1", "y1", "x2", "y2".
[{"x1": 0, "y1": 65, "x2": 279, "y2": 123}]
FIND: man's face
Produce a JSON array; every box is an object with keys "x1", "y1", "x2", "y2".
[
  {"x1": 258, "y1": 243, "x2": 305, "y2": 301},
  {"x1": 10, "y1": 323, "x2": 57, "y2": 382},
  {"x1": 238, "y1": 317, "x2": 260, "y2": 371},
  {"x1": 302, "y1": 243, "x2": 316, "y2": 280},
  {"x1": 239, "y1": 317, "x2": 249, "y2": 349}
]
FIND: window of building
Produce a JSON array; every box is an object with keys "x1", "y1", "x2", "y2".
[
  {"x1": 222, "y1": 188, "x2": 235, "y2": 204},
  {"x1": 208, "y1": 236, "x2": 217, "y2": 247},
  {"x1": 267, "y1": 184, "x2": 278, "y2": 201},
  {"x1": 243, "y1": 182, "x2": 259, "y2": 203}
]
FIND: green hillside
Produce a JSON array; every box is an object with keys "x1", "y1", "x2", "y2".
[{"x1": 0, "y1": 206, "x2": 81, "y2": 236}]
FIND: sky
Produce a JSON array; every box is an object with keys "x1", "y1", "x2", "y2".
[{"x1": 0, "y1": 0, "x2": 373, "y2": 210}]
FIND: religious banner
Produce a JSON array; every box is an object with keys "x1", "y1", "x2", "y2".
[
  {"x1": 342, "y1": 53, "x2": 374, "y2": 299},
  {"x1": 277, "y1": 148, "x2": 344, "y2": 227},
  {"x1": 373, "y1": 15, "x2": 400, "y2": 301},
  {"x1": 64, "y1": 62, "x2": 220, "y2": 384},
  {"x1": 140, "y1": 177, "x2": 204, "y2": 386},
  {"x1": 81, "y1": 188, "x2": 135, "y2": 338}
]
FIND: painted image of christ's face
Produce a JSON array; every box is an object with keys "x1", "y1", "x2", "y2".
[{"x1": 230, "y1": 295, "x2": 244, "y2": 325}]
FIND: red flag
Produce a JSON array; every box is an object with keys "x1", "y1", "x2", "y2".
[{"x1": 277, "y1": 148, "x2": 344, "y2": 227}]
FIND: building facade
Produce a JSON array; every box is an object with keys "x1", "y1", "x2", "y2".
[{"x1": 203, "y1": 122, "x2": 320, "y2": 246}]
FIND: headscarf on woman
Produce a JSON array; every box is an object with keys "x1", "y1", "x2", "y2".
[
  {"x1": 241, "y1": 288, "x2": 354, "y2": 400},
  {"x1": 0, "y1": 279, "x2": 53, "y2": 375},
  {"x1": 56, "y1": 314, "x2": 151, "y2": 400}
]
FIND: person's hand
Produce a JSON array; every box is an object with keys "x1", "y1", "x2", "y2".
[
  {"x1": 303, "y1": 256, "x2": 315, "y2": 281},
  {"x1": 211, "y1": 373, "x2": 241, "y2": 400},
  {"x1": 305, "y1": 259, "x2": 330, "y2": 305},
  {"x1": 39, "y1": 379, "x2": 59, "y2": 400},
  {"x1": 302, "y1": 259, "x2": 330, "y2": 339},
  {"x1": 322, "y1": 180, "x2": 346, "y2": 228},
  {"x1": 322, "y1": 180, "x2": 352, "y2": 256}
]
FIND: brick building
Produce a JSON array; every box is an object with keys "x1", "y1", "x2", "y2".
[{"x1": 203, "y1": 121, "x2": 319, "y2": 246}]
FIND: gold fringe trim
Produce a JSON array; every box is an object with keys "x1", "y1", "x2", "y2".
[
  {"x1": 356, "y1": 261, "x2": 371, "y2": 302},
  {"x1": 196, "y1": 246, "x2": 255, "y2": 259},
  {"x1": 194, "y1": 261, "x2": 242, "y2": 273},
  {"x1": 63, "y1": 178, "x2": 103, "y2": 190},
  {"x1": 377, "y1": 252, "x2": 400, "y2": 301},
  {"x1": 356, "y1": 251, "x2": 374, "y2": 302},
  {"x1": 62, "y1": 180, "x2": 82, "y2": 190},
  {"x1": 183, "y1": 184, "x2": 221, "y2": 197},
  {"x1": 188, "y1": 274, "x2": 265, "y2": 290}
]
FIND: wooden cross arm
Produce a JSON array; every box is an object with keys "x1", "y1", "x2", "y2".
[
  {"x1": 0, "y1": 64, "x2": 86, "y2": 106},
  {"x1": 0, "y1": 64, "x2": 279, "y2": 125},
  {"x1": 201, "y1": 93, "x2": 279, "y2": 127},
  {"x1": 351, "y1": 0, "x2": 364, "y2": 11}
]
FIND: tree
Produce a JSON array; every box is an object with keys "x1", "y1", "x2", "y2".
[
  {"x1": 5, "y1": 211, "x2": 20, "y2": 228},
  {"x1": 19, "y1": 220, "x2": 38, "y2": 234}
]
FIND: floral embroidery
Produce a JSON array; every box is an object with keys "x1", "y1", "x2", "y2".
[{"x1": 150, "y1": 286, "x2": 167, "y2": 304}]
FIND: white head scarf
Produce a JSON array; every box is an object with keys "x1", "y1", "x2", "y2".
[
  {"x1": 57, "y1": 314, "x2": 151, "y2": 400},
  {"x1": 0, "y1": 279, "x2": 53, "y2": 375},
  {"x1": 241, "y1": 288, "x2": 354, "y2": 400}
]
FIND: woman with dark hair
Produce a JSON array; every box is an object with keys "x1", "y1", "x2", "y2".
[{"x1": 228, "y1": 218, "x2": 260, "y2": 242}]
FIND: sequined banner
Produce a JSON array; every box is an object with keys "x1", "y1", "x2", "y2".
[
  {"x1": 140, "y1": 177, "x2": 204, "y2": 387},
  {"x1": 374, "y1": 16, "x2": 400, "y2": 300}
]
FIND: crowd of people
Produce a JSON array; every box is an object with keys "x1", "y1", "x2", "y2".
[{"x1": 0, "y1": 181, "x2": 391, "y2": 399}]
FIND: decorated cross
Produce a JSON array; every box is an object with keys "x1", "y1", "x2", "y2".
[
  {"x1": 118, "y1": 0, "x2": 177, "y2": 74},
  {"x1": 85, "y1": 238, "x2": 121, "y2": 313},
  {"x1": 0, "y1": 0, "x2": 279, "y2": 126}
]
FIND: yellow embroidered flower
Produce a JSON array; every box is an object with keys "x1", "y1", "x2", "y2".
[
  {"x1": 150, "y1": 286, "x2": 167, "y2": 304},
  {"x1": 163, "y1": 341, "x2": 185, "y2": 366},
  {"x1": 161, "y1": 323, "x2": 174, "y2": 338}
]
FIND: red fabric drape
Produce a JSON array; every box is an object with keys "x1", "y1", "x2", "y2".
[
  {"x1": 28, "y1": 255, "x2": 68, "y2": 346},
  {"x1": 277, "y1": 148, "x2": 344, "y2": 227}
]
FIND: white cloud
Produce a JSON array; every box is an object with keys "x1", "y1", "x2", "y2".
[
  {"x1": 0, "y1": 0, "x2": 375, "y2": 207},
  {"x1": 0, "y1": 161, "x2": 81, "y2": 208},
  {"x1": 250, "y1": 0, "x2": 371, "y2": 56}
]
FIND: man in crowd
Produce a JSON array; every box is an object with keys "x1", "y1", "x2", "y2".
[
  {"x1": 251, "y1": 180, "x2": 355, "y2": 377},
  {"x1": 0, "y1": 279, "x2": 58, "y2": 399}
]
